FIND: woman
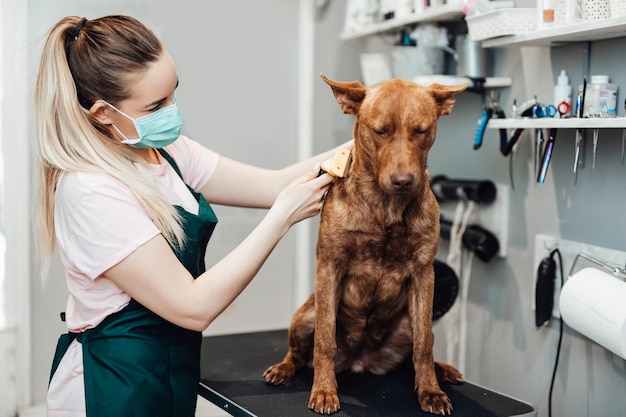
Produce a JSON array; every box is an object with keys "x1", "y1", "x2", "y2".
[{"x1": 35, "y1": 14, "x2": 341, "y2": 417}]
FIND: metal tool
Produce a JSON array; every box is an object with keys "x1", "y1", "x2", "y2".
[
  {"x1": 573, "y1": 78, "x2": 587, "y2": 184},
  {"x1": 592, "y1": 128, "x2": 599, "y2": 170},
  {"x1": 500, "y1": 103, "x2": 534, "y2": 157},
  {"x1": 473, "y1": 91, "x2": 507, "y2": 150},
  {"x1": 574, "y1": 129, "x2": 583, "y2": 185},
  {"x1": 535, "y1": 128, "x2": 545, "y2": 178},
  {"x1": 622, "y1": 129, "x2": 626, "y2": 166},
  {"x1": 537, "y1": 128, "x2": 557, "y2": 184},
  {"x1": 622, "y1": 98, "x2": 626, "y2": 165}
]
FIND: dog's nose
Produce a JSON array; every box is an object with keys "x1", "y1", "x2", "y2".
[{"x1": 391, "y1": 173, "x2": 415, "y2": 190}]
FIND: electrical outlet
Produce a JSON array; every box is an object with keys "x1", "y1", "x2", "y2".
[{"x1": 533, "y1": 234, "x2": 626, "y2": 319}]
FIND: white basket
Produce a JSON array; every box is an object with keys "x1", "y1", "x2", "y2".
[
  {"x1": 611, "y1": 0, "x2": 626, "y2": 16},
  {"x1": 465, "y1": 8, "x2": 537, "y2": 41}
]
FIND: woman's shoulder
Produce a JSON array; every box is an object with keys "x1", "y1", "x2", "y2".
[
  {"x1": 162, "y1": 135, "x2": 220, "y2": 189},
  {"x1": 56, "y1": 170, "x2": 137, "y2": 206},
  {"x1": 164, "y1": 135, "x2": 218, "y2": 160}
]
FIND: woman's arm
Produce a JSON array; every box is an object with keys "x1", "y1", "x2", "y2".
[
  {"x1": 200, "y1": 140, "x2": 353, "y2": 208},
  {"x1": 103, "y1": 168, "x2": 333, "y2": 331}
]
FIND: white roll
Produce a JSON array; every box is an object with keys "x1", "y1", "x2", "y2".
[{"x1": 559, "y1": 267, "x2": 626, "y2": 359}]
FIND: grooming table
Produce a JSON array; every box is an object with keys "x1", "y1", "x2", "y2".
[{"x1": 199, "y1": 330, "x2": 537, "y2": 417}]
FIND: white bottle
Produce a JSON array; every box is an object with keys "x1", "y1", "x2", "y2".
[{"x1": 554, "y1": 69, "x2": 572, "y2": 117}]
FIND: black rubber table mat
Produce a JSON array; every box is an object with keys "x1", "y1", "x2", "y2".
[{"x1": 199, "y1": 329, "x2": 536, "y2": 417}]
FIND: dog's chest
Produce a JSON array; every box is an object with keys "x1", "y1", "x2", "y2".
[{"x1": 338, "y1": 224, "x2": 420, "y2": 306}]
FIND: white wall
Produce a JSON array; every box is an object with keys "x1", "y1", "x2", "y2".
[{"x1": 2, "y1": 0, "x2": 32, "y2": 415}]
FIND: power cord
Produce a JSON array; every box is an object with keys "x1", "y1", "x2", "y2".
[{"x1": 548, "y1": 248, "x2": 564, "y2": 417}]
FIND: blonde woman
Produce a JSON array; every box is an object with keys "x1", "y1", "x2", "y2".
[{"x1": 35, "y1": 15, "x2": 339, "y2": 417}]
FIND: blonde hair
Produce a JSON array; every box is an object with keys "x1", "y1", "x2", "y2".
[{"x1": 34, "y1": 15, "x2": 185, "y2": 276}]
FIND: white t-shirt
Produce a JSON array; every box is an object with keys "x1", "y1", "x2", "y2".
[{"x1": 47, "y1": 135, "x2": 219, "y2": 416}]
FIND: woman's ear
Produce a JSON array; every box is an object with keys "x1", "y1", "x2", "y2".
[{"x1": 88, "y1": 101, "x2": 114, "y2": 125}]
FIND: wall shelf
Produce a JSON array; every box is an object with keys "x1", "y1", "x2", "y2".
[
  {"x1": 341, "y1": 1, "x2": 517, "y2": 40},
  {"x1": 481, "y1": 16, "x2": 626, "y2": 48},
  {"x1": 413, "y1": 75, "x2": 512, "y2": 88},
  {"x1": 486, "y1": 117, "x2": 626, "y2": 129},
  {"x1": 340, "y1": 4, "x2": 464, "y2": 41}
]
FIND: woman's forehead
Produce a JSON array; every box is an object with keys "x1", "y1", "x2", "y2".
[{"x1": 126, "y1": 51, "x2": 178, "y2": 105}]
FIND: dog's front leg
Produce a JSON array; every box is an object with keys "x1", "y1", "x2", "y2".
[
  {"x1": 408, "y1": 265, "x2": 453, "y2": 415},
  {"x1": 309, "y1": 261, "x2": 341, "y2": 415}
]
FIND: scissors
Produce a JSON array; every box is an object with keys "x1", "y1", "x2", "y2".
[
  {"x1": 532, "y1": 103, "x2": 558, "y2": 118},
  {"x1": 557, "y1": 101, "x2": 571, "y2": 117}
]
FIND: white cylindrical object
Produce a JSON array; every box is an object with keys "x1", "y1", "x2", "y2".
[{"x1": 560, "y1": 267, "x2": 626, "y2": 359}]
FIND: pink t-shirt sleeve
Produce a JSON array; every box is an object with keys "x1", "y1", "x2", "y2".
[{"x1": 55, "y1": 171, "x2": 162, "y2": 280}]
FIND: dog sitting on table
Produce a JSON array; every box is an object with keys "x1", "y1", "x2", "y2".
[{"x1": 263, "y1": 74, "x2": 468, "y2": 415}]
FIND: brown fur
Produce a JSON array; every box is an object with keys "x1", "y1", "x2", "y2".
[{"x1": 264, "y1": 75, "x2": 468, "y2": 415}]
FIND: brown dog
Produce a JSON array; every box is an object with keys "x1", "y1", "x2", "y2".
[{"x1": 263, "y1": 75, "x2": 468, "y2": 415}]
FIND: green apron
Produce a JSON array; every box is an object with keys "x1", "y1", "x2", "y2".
[{"x1": 50, "y1": 150, "x2": 218, "y2": 417}]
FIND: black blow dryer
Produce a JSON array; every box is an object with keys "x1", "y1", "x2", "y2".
[
  {"x1": 440, "y1": 217, "x2": 500, "y2": 262},
  {"x1": 430, "y1": 175, "x2": 497, "y2": 204}
]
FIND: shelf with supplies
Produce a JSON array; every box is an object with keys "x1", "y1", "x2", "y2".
[
  {"x1": 414, "y1": 75, "x2": 512, "y2": 89},
  {"x1": 481, "y1": 16, "x2": 626, "y2": 48},
  {"x1": 486, "y1": 117, "x2": 626, "y2": 130},
  {"x1": 340, "y1": 3, "x2": 464, "y2": 41}
]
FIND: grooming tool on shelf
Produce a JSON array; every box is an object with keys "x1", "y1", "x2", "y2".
[
  {"x1": 573, "y1": 129, "x2": 582, "y2": 184},
  {"x1": 557, "y1": 100, "x2": 571, "y2": 118},
  {"x1": 535, "y1": 128, "x2": 545, "y2": 179},
  {"x1": 592, "y1": 128, "x2": 599, "y2": 170},
  {"x1": 537, "y1": 128, "x2": 557, "y2": 184},
  {"x1": 473, "y1": 91, "x2": 506, "y2": 151},
  {"x1": 622, "y1": 100, "x2": 626, "y2": 166},
  {"x1": 622, "y1": 128, "x2": 625, "y2": 166}
]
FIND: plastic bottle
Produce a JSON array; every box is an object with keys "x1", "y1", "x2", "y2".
[
  {"x1": 542, "y1": 0, "x2": 555, "y2": 26},
  {"x1": 554, "y1": 70, "x2": 572, "y2": 117},
  {"x1": 585, "y1": 75, "x2": 618, "y2": 117}
]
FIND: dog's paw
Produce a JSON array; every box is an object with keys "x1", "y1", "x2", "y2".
[
  {"x1": 435, "y1": 361, "x2": 464, "y2": 384},
  {"x1": 263, "y1": 362, "x2": 296, "y2": 385},
  {"x1": 418, "y1": 389, "x2": 453, "y2": 416},
  {"x1": 308, "y1": 389, "x2": 340, "y2": 415}
]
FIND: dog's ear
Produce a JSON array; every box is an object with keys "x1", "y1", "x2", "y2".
[
  {"x1": 320, "y1": 74, "x2": 367, "y2": 116},
  {"x1": 428, "y1": 82, "x2": 469, "y2": 117}
]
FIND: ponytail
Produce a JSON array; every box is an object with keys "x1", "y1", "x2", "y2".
[{"x1": 34, "y1": 15, "x2": 185, "y2": 278}]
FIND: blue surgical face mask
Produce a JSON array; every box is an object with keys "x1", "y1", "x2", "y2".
[{"x1": 100, "y1": 97, "x2": 183, "y2": 149}]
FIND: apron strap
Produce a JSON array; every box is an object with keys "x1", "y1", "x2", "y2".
[{"x1": 157, "y1": 148, "x2": 203, "y2": 201}]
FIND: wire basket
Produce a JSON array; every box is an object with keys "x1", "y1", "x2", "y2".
[{"x1": 465, "y1": 8, "x2": 537, "y2": 41}]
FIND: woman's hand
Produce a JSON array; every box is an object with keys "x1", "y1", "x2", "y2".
[{"x1": 271, "y1": 166, "x2": 333, "y2": 228}]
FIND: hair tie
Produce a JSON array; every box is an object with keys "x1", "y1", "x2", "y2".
[{"x1": 72, "y1": 17, "x2": 87, "y2": 40}]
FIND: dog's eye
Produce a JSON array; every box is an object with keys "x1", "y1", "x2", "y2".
[
  {"x1": 413, "y1": 126, "x2": 431, "y2": 137},
  {"x1": 372, "y1": 128, "x2": 388, "y2": 137}
]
